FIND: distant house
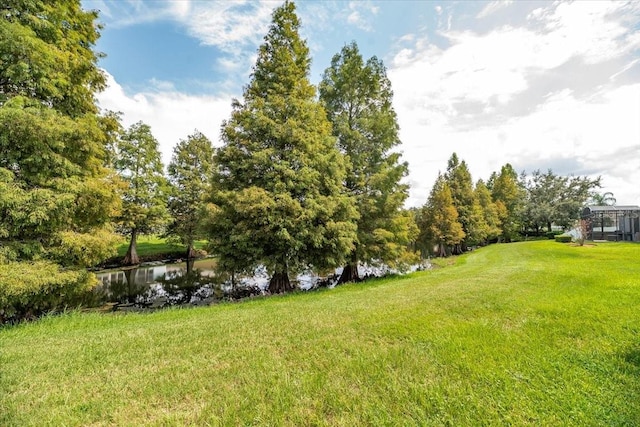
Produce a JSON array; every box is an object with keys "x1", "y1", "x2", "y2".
[{"x1": 581, "y1": 205, "x2": 640, "y2": 242}]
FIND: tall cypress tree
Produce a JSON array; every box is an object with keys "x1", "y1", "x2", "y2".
[
  {"x1": 490, "y1": 164, "x2": 524, "y2": 242},
  {"x1": 0, "y1": 0, "x2": 120, "y2": 268},
  {"x1": 320, "y1": 42, "x2": 417, "y2": 283},
  {"x1": 418, "y1": 174, "x2": 465, "y2": 257},
  {"x1": 444, "y1": 153, "x2": 487, "y2": 252},
  {"x1": 166, "y1": 131, "x2": 215, "y2": 259},
  {"x1": 207, "y1": 1, "x2": 357, "y2": 293},
  {"x1": 115, "y1": 122, "x2": 169, "y2": 265}
]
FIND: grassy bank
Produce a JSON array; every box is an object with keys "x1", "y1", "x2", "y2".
[
  {"x1": 1, "y1": 241, "x2": 639, "y2": 425},
  {"x1": 100, "y1": 236, "x2": 207, "y2": 266}
]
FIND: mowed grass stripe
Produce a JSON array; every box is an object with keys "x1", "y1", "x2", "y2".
[{"x1": 1, "y1": 240, "x2": 639, "y2": 426}]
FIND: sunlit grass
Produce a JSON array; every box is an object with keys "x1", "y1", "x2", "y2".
[
  {"x1": 115, "y1": 235, "x2": 207, "y2": 257},
  {"x1": 1, "y1": 241, "x2": 639, "y2": 425}
]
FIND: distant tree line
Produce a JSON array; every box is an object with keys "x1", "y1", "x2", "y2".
[{"x1": 415, "y1": 154, "x2": 600, "y2": 257}]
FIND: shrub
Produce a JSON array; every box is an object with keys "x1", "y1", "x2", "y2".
[
  {"x1": 546, "y1": 231, "x2": 563, "y2": 239},
  {"x1": 0, "y1": 261, "x2": 96, "y2": 324},
  {"x1": 554, "y1": 234, "x2": 572, "y2": 243}
]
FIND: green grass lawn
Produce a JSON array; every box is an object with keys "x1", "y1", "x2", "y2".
[
  {"x1": 115, "y1": 235, "x2": 207, "y2": 258},
  {"x1": 1, "y1": 241, "x2": 639, "y2": 426}
]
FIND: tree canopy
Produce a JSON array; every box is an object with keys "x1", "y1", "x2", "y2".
[
  {"x1": 521, "y1": 169, "x2": 600, "y2": 232},
  {"x1": 115, "y1": 121, "x2": 169, "y2": 265},
  {"x1": 319, "y1": 41, "x2": 417, "y2": 282},
  {"x1": 444, "y1": 153, "x2": 489, "y2": 252},
  {"x1": 489, "y1": 164, "x2": 524, "y2": 242},
  {"x1": 0, "y1": 0, "x2": 119, "y2": 268},
  {"x1": 166, "y1": 130, "x2": 214, "y2": 258},
  {"x1": 205, "y1": 1, "x2": 357, "y2": 293},
  {"x1": 418, "y1": 174, "x2": 465, "y2": 257}
]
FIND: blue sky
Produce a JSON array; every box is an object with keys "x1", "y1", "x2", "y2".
[{"x1": 82, "y1": 0, "x2": 640, "y2": 207}]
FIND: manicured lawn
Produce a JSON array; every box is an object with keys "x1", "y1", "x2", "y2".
[
  {"x1": 1, "y1": 241, "x2": 639, "y2": 425},
  {"x1": 115, "y1": 235, "x2": 207, "y2": 257}
]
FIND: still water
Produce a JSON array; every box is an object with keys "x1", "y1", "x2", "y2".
[
  {"x1": 93, "y1": 259, "x2": 425, "y2": 312},
  {"x1": 94, "y1": 258, "x2": 337, "y2": 311},
  {"x1": 94, "y1": 258, "x2": 263, "y2": 311}
]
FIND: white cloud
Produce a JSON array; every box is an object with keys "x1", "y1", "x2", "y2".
[
  {"x1": 98, "y1": 72, "x2": 233, "y2": 167},
  {"x1": 183, "y1": 1, "x2": 275, "y2": 52},
  {"x1": 389, "y1": 1, "x2": 640, "y2": 207},
  {"x1": 346, "y1": 1, "x2": 379, "y2": 32},
  {"x1": 477, "y1": 0, "x2": 513, "y2": 19}
]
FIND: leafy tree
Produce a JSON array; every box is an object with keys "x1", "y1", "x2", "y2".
[
  {"x1": 521, "y1": 170, "x2": 600, "y2": 232},
  {"x1": 319, "y1": 41, "x2": 417, "y2": 282},
  {"x1": 0, "y1": 0, "x2": 120, "y2": 268},
  {"x1": 474, "y1": 179, "x2": 501, "y2": 244},
  {"x1": 115, "y1": 121, "x2": 170, "y2": 265},
  {"x1": 490, "y1": 164, "x2": 524, "y2": 242},
  {"x1": 444, "y1": 153, "x2": 487, "y2": 252},
  {"x1": 206, "y1": 1, "x2": 357, "y2": 293},
  {"x1": 0, "y1": 0, "x2": 120, "y2": 317},
  {"x1": 418, "y1": 175, "x2": 465, "y2": 257},
  {"x1": 166, "y1": 131, "x2": 214, "y2": 259}
]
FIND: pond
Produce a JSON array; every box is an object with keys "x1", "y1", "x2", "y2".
[{"x1": 93, "y1": 258, "x2": 428, "y2": 312}]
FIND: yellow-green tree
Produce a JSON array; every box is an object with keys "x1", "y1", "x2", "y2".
[
  {"x1": 418, "y1": 175, "x2": 465, "y2": 257},
  {"x1": 444, "y1": 153, "x2": 488, "y2": 252},
  {"x1": 0, "y1": 0, "x2": 120, "y2": 320},
  {"x1": 489, "y1": 164, "x2": 524, "y2": 242}
]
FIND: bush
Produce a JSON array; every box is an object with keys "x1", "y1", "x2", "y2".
[
  {"x1": 554, "y1": 234, "x2": 572, "y2": 243},
  {"x1": 0, "y1": 261, "x2": 96, "y2": 324},
  {"x1": 546, "y1": 231, "x2": 563, "y2": 239}
]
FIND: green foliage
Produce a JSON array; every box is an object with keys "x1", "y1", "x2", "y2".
[
  {"x1": 0, "y1": 0, "x2": 106, "y2": 116},
  {"x1": 207, "y1": 2, "x2": 357, "y2": 291},
  {"x1": 474, "y1": 179, "x2": 502, "y2": 243},
  {"x1": 490, "y1": 163, "x2": 524, "y2": 242},
  {"x1": 555, "y1": 234, "x2": 572, "y2": 243},
  {"x1": 418, "y1": 174, "x2": 465, "y2": 257},
  {"x1": 319, "y1": 42, "x2": 418, "y2": 276},
  {"x1": 589, "y1": 191, "x2": 616, "y2": 206},
  {"x1": 444, "y1": 153, "x2": 488, "y2": 250},
  {"x1": 0, "y1": 0, "x2": 119, "y2": 268},
  {"x1": 522, "y1": 169, "x2": 600, "y2": 232},
  {"x1": 48, "y1": 229, "x2": 122, "y2": 268},
  {"x1": 0, "y1": 261, "x2": 96, "y2": 323},
  {"x1": 115, "y1": 121, "x2": 170, "y2": 264},
  {"x1": 166, "y1": 131, "x2": 214, "y2": 257}
]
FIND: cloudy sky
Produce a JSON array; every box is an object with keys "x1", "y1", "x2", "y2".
[{"x1": 82, "y1": 0, "x2": 640, "y2": 207}]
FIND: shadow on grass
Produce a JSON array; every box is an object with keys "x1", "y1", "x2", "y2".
[{"x1": 623, "y1": 346, "x2": 640, "y2": 369}]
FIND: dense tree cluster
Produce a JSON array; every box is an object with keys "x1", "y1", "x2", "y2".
[
  {"x1": 1, "y1": 0, "x2": 607, "y2": 321},
  {"x1": 416, "y1": 153, "x2": 600, "y2": 256}
]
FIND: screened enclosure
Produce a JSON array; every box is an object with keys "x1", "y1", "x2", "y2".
[{"x1": 582, "y1": 205, "x2": 640, "y2": 242}]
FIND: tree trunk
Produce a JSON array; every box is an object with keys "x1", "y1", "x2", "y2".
[
  {"x1": 123, "y1": 267, "x2": 139, "y2": 303},
  {"x1": 186, "y1": 258, "x2": 195, "y2": 275},
  {"x1": 186, "y1": 242, "x2": 197, "y2": 260},
  {"x1": 268, "y1": 269, "x2": 293, "y2": 294},
  {"x1": 452, "y1": 243, "x2": 463, "y2": 255},
  {"x1": 338, "y1": 252, "x2": 359, "y2": 284},
  {"x1": 437, "y1": 242, "x2": 447, "y2": 257},
  {"x1": 123, "y1": 229, "x2": 140, "y2": 265}
]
